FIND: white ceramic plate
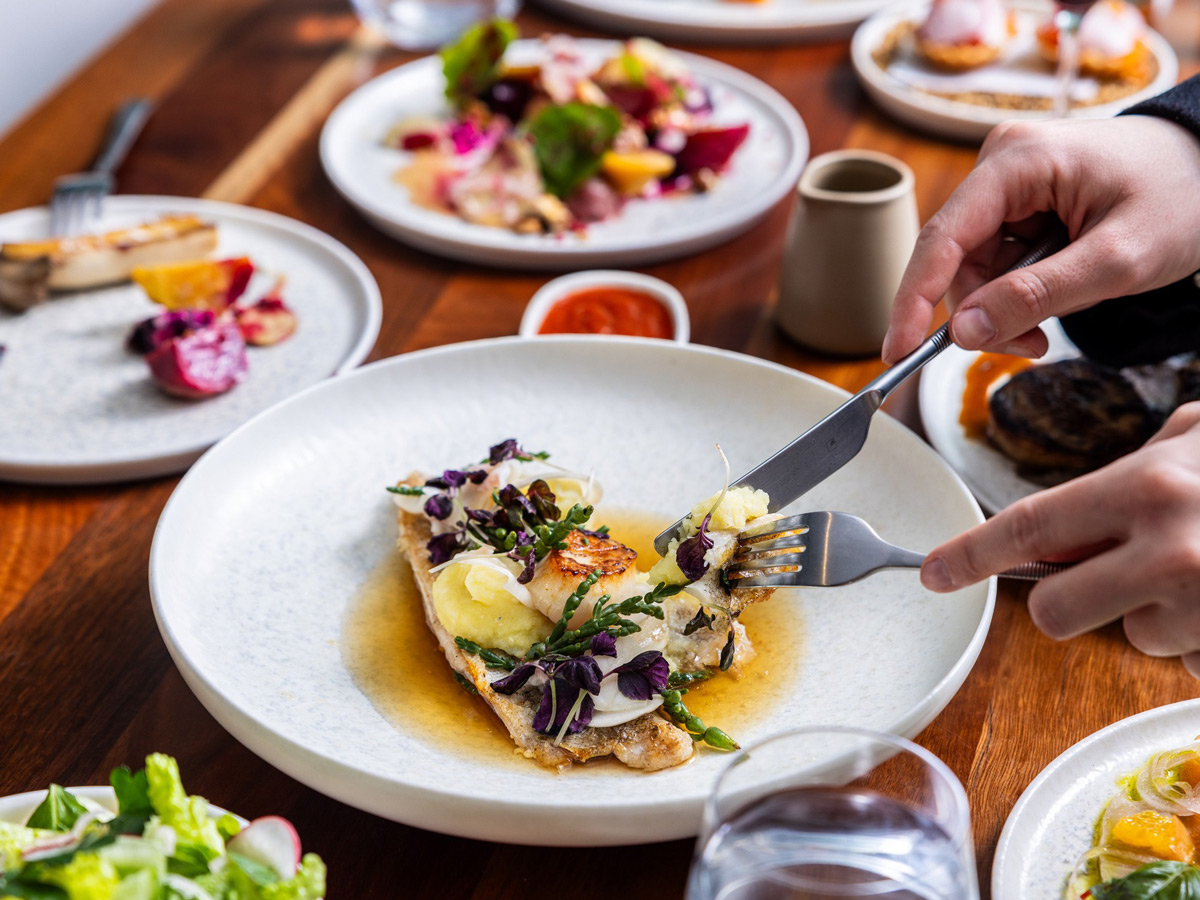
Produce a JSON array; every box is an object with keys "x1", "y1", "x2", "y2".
[
  {"x1": 150, "y1": 336, "x2": 994, "y2": 846},
  {"x1": 0, "y1": 196, "x2": 381, "y2": 485},
  {"x1": 919, "y1": 319, "x2": 1077, "y2": 514},
  {"x1": 0, "y1": 785, "x2": 242, "y2": 829},
  {"x1": 534, "y1": 0, "x2": 892, "y2": 44},
  {"x1": 994, "y1": 699, "x2": 1200, "y2": 899},
  {"x1": 319, "y1": 40, "x2": 808, "y2": 269},
  {"x1": 851, "y1": 0, "x2": 1179, "y2": 142}
]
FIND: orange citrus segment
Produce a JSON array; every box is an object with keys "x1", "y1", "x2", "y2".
[{"x1": 1111, "y1": 810, "x2": 1196, "y2": 862}]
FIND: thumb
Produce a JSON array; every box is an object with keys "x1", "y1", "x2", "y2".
[{"x1": 947, "y1": 228, "x2": 1132, "y2": 351}]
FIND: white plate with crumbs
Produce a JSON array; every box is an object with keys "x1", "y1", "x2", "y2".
[
  {"x1": 150, "y1": 336, "x2": 994, "y2": 846},
  {"x1": 534, "y1": 0, "x2": 893, "y2": 44},
  {"x1": 994, "y1": 699, "x2": 1200, "y2": 899},
  {"x1": 0, "y1": 196, "x2": 380, "y2": 485},
  {"x1": 851, "y1": 0, "x2": 1178, "y2": 142},
  {"x1": 319, "y1": 40, "x2": 808, "y2": 269}
]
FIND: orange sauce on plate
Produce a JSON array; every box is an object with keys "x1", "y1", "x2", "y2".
[
  {"x1": 960, "y1": 353, "x2": 1035, "y2": 439},
  {"x1": 341, "y1": 508, "x2": 803, "y2": 768},
  {"x1": 537, "y1": 288, "x2": 674, "y2": 339}
]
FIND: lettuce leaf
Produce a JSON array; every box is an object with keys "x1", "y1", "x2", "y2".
[
  {"x1": 0, "y1": 821, "x2": 55, "y2": 868},
  {"x1": 527, "y1": 103, "x2": 622, "y2": 199},
  {"x1": 26, "y1": 787, "x2": 87, "y2": 834},
  {"x1": 212, "y1": 852, "x2": 326, "y2": 900},
  {"x1": 1091, "y1": 861, "x2": 1200, "y2": 899},
  {"x1": 34, "y1": 852, "x2": 119, "y2": 900},
  {"x1": 144, "y1": 754, "x2": 224, "y2": 868},
  {"x1": 441, "y1": 19, "x2": 517, "y2": 109}
]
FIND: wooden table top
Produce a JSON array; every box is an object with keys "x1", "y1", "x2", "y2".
[{"x1": 3, "y1": 2, "x2": 1199, "y2": 896}]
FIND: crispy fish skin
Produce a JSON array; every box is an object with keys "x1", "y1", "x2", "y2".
[
  {"x1": 0, "y1": 215, "x2": 219, "y2": 311},
  {"x1": 394, "y1": 475, "x2": 694, "y2": 772}
]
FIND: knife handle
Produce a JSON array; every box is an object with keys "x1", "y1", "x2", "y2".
[{"x1": 862, "y1": 225, "x2": 1070, "y2": 403}]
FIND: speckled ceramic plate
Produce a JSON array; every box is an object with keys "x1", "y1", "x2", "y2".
[
  {"x1": 0, "y1": 196, "x2": 380, "y2": 485},
  {"x1": 851, "y1": 0, "x2": 1179, "y2": 142},
  {"x1": 150, "y1": 337, "x2": 994, "y2": 846},
  {"x1": 533, "y1": 0, "x2": 891, "y2": 44},
  {"x1": 994, "y1": 699, "x2": 1200, "y2": 899},
  {"x1": 319, "y1": 40, "x2": 808, "y2": 269},
  {"x1": 918, "y1": 319, "x2": 1077, "y2": 514}
]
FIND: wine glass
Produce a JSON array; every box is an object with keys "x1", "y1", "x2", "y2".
[
  {"x1": 1051, "y1": 0, "x2": 1099, "y2": 118},
  {"x1": 686, "y1": 727, "x2": 979, "y2": 900}
]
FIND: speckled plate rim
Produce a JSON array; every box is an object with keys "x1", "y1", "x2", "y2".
[
  {"x1": 149, "y1": 335, "x2": 995, "y2": 846},
  {"x1": 993, "y1": 698, "x2": 1200, "y2": 900},
  {"x1": 850, "y1": 0, "x2": 1179, "y2": 142},
  {"x1": 918, "y1": 319, "x2": 1077, "y2": 514},
  {"x1": 532, "y1": 0, "x2": 892, "y2": 44},
  {"x1": 319, "y1": 41, "x2": 808, "y2": 269},
  {"x1": 0, "y1": 196, "x2": 382, "y2": 485}
]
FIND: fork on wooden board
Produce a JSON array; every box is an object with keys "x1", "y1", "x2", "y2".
[
  {"x1": 725, "y1": 511, "x2": 1072, "y2": 589},
  {"x1": 48, "y1": 98, "x2": 154, "y2": 237}
]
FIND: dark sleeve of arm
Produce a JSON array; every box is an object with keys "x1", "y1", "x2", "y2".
[{"x1": 1059, "y1": 74, "x2": 1200, "y2": 367}]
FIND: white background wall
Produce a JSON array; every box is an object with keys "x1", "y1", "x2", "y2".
[{"x1": 0, "y1": 0, "x2": 160, "y2": 137}]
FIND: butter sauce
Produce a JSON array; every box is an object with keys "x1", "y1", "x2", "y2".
[{"x1": 341, "y1": 509, "x2": 804, "y2": 767}]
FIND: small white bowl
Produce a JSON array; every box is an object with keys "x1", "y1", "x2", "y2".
[{"x1": 519, "y1": 270, "x2": 690, "y2": 343}]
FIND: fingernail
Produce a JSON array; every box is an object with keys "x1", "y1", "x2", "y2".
[
  {"x1": 952, "y1": 308, "x2": 996, "y2": 348},
  {"x1": 921, "y1": 557, "x2": 954, "y2": 592},
  {"x1": 880, "y1": 328, "x2": 894, "y2": 363}
]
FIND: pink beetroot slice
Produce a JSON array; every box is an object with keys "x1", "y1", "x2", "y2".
[
  {"x1": 235, "y1": 295, "x2": 297, "y2": 346},
  {"x1": 146, "y1": 320, "x2": 249, "y2": 399},
  {"x1": 673, "y1": 124, "x2": 750, "y2": 175}
]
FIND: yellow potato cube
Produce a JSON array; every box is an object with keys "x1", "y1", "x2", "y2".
[{"x1": 601, "y1": 150, "x2": 677, "y2": 197}]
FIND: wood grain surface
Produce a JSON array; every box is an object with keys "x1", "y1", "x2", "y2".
[{"x1": 2, "y1": 0, "x2": 1199, "y2": 896}]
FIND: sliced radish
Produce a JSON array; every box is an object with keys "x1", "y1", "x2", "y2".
[
  {"x1": 226, "y1": 816, "x2": 301, "y2": 879},
  {"x1": 145, "y1": 320, "x2": 248, "y2": 399},
  {"x1": 21, "y1": 832, "x2": 83, "y2": 862}
]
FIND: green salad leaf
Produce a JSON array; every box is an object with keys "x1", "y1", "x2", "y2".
[
  {"x1": 144, "y1": 754, "x2": 224, "y2": 869},
  {"x1": 1091, "y1": 861, "x2": 1200, "y2": 899},
  {"x1": 441, "y1": 18, "x2": 518, "y2": 109},
  {"x1": 527, "y1": 102, "x2": 622, "y2": 199},
  {"x1": 109, "y1": 769, "x2": 151, "y2": 820},
  {"x1": 35, "y1": 853, "x2": 120, "y2": 900},
  {"x1": 25, "y1": 788, "x2": 87, "y2": 834}
]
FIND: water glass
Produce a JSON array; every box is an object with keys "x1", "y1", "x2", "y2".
[
  {"x1": 687, "y1": 727, "x2": 979, "y2": 900},
  {"x1": 349, "y1": 0, "x2": 521, "y2": 51}
]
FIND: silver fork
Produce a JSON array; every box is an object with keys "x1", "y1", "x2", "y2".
[
  {"x1": 49, "y1": 98, "x2": 154, "y2": 237},
  {"x1": 726, "y1": 511, "x2": 1071, "y2": 588}
]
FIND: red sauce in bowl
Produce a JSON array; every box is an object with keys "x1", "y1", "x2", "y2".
[{"x1": 537, "y1": 287, "x2": 674, "y2": 339}]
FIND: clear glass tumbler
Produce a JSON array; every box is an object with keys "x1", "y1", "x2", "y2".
[
  {"x1": 687, "y1": 727, "x2": 979, "y2": 900},
  {"x1": 349, "y1": 0, "x2": 521, "y2": 51}
]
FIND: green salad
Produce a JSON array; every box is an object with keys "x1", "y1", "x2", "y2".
[{"x1": 0, "y1": 754, "x2": 324, "y2": 900}]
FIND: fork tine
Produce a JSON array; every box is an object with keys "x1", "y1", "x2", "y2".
[
  {"x1": 739, "y1": 513, "x2": 814, "y2": 541},
  {"x1": 728, "y1": 551, "x2": 809, "y2": 571},
  {"x1": 726, "y1": 570, "x2": 810, "y2": 589}
]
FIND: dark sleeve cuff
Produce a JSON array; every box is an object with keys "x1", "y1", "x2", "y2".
[
  {"x1": 1118, "y1": 72, "x2": 1200, "y2": 140},
  {"x1": 1059, "y1": 75, "x2": 1200, "y2": 367}
]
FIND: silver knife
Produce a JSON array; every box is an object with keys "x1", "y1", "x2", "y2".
[{"x1": 652, "y1": 228, "x2": 1068, "y2": 556}]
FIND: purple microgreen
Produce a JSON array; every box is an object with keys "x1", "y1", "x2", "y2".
[
  {"x1": 488, "y1": 439, "x2": 551, "y2": 465},
  {"x1": 554, "y1": 690, "x2": 594, "y2": 744},
  {"x1": 676, "y1": 513, "x2": 714, "y2": 582},
  {"x1": 508, "y1": 538, "x2": 537, "y2": 584},
  {"x1": 556, "y1": 655, "x2": 603, "y2": 695},
  {"x1": 683, "y1": 606, "x2": 715, "y2": 635},
  {"x1": 613, "y1": 651, "x2": 670, "y2": 700},
  {"x1": 525, "y1": 479, "x2": 561, "y2": 522},
  {"x1": 424, "y1": 494, "x2": 455, "y2": 520},
  {"x1": 719, "y1": 629, "x2": 736, "y2": 671},
  {"x1": 590, "y1": 633, "x2": 617, "y2": 657},
  {"x1": 465, "y1": 507, "x2": 495, "y2": 524},
  {"x1": 467, "y1": 469, "x2": 489, "y2": 484},
  {"x1": 428, "y1": 469, "x2": 470, "y2": 490},
  {"x1": 427, "y1": 531, "x2": 471, "y2": 565},
  {"x1": 532, "y1": 679, "x2": 557, "y2": 733},
  {"x1": 497, "y1": 484, "x2": 537, "y2": 519},
  {"x1": 490, "y1": 663, "x2": 539, "y2": 695}
]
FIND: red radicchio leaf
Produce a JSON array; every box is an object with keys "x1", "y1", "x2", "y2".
[
  {"x1": 676, "y1": 514, "x2": 714, "y2": 582},
  {"x1": 613, "y1": 651, "x2": 670, "y2": 700}
]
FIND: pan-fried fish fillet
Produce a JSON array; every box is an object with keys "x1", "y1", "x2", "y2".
[{"x1": 396, "y1": 491, "x2": 694, "y2": 772}]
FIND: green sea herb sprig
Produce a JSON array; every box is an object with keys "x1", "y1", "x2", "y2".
[{"x1": 661, "y1": 689, "x2": 739, "y2": 751}]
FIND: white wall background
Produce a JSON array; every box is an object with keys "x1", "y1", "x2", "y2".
[{"x1": 0, "y1": 0, "x2": 160, "y2": 137}]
